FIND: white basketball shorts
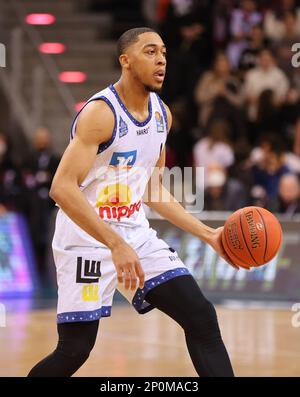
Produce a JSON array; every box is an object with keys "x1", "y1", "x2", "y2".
[{"x1": 52, "y1": 216, "x2": 190, "y2": 324}]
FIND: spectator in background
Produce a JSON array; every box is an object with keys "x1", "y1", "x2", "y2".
[
  {"x1": 0, "y1": 132, "x2": 23, "y2": 213},
  {"x1": 213, "y1": 0, "x2": 236, "y2": 48},
  {"x1": 203, "y1": 163, "x2": 249, "y2": 211},
  {"x1": 288, "y1": 62, "x2": 300, "y2": 156},
  {"x1": 160, "y1": 0, "x2": 214, "y2": 102},
  {"x1": 294, "y1": 118, "x2": 300, "y2": 156},
  {"x1": 193, "y1": 119, "x2": 234, "y2": 174},
  {"x1": 250, "y1": 132, "x2": 300, "y2": 173},
  {"x1": 254, "y1": 89, "x2": 284, "y2": 141},
  {"x1": 142, "y1": 0, "x2": 160, "y2": 29},
  {"x1": 166, "y1": 101, "x2": 195, "y2": 168},
  {"x1": 195, "y1": 52, "x2": 242, "y2": 129},
  {"x1": 24, "y1": 127, "x2": 59, "y2": 284},
  {"x1": 226, "y1": 0, "x2": 262, "y2": 69},
  {"x1": 251, "y1": 136, "x2": 290, "y2": 201},
  {"x1": 268, "y1": 173, "x2": 300, "y2": 215},
  {"x1": 243, "y1": 48, "x2": 289, "y2": 122},
  {"x1": 273, "y1": 11, "x2": 300, "y2": 80},
  {"x1": 110, "y1": 0, "x2": 146, "y2": 38},
  {"x1": 238, "y1": 24, "x2": 269, "y2": 76},
  {"x1": 279, "y1": 84, "x2": 300, "y2": 160},
  {"x1": 264, "y1": 0, "x2": 300, "y2": 41},
  {"x1": 251, "y1": 133, "x2": 280, "y2": 159}
]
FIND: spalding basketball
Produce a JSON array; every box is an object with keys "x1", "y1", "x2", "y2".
[{"x1": 222, "y1": 206, "x2": 282, "y2": 269}]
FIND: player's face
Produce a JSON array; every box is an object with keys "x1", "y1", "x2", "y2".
[{"x1": 125, "y1": 32, "x2": 167, "y2": 93}]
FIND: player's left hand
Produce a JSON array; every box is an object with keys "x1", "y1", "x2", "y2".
[{"x1": 207, "y1": 227, "x2": 241, "y2": 270}]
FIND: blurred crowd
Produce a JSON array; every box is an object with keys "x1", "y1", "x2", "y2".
[
  {"x1": 163, "y1": 0, "x2": 300, "y2": 215},
  {"x1": 107, "y1": 0, "x2": 300, "y2": 215},
  {"x1": 2, "y1": 0, "x2": 300, "y2": 282},
  {"x1": 0, "y1": 128, "x2": 59, "y2": 283}
]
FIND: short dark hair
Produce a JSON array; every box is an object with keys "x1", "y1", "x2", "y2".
[
  {"x1": 259, "y1": 133, "x2": 286, "y2": 156},
  {"x1": 117, "y1": 27, "x2": 158, "y2": 57},
  {"x1": 259, "y1": 47, "x2": 274, "y2": 57}
]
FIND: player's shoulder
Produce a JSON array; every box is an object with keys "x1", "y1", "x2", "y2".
[
  {"x1": 77, "y1": 99, "x2": 115, "y2": 132},
  {"x1": 75, "y1": 99, "x2": 115, "y2": 144},
  {"x1": 79, "y1": 99, "x2": 115, "y2": 124}
]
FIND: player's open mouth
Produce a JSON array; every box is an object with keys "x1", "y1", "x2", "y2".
[{"x1": 154, "y1": 71, "x2": 165, "y2": 82}]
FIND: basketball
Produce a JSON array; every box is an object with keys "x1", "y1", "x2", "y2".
[{"x1": 222, "y1": 206, "x2": 283, "y2": 269}]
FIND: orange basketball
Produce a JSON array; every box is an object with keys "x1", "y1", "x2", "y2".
[{"x1": 222, "y1": 206, "x2": 283, "y2": 269}]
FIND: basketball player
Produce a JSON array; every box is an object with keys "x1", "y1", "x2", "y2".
[{"x1": 28, "y1": 28, "x2": 239, "y2": 377}]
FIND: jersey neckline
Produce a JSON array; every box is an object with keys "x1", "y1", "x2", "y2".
[{"x1": 109, "y1": 84, "x2": 152, "y2": 127}]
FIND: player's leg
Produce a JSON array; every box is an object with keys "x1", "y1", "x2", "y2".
[
  {"x1": 31, "y1": 242, "x2": 116, "y2": 377},
  {"x1": 145, "y1": 275, "x2": 234, "y2": 377},
  {"x1": 28, "y1": 320, "x2": 99, "y2": 377}
]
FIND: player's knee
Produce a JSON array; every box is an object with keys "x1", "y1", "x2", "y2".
[
  {"x1": 57, "y1": 336, "x2": 95, "y2": 363},
  {"x1": 183, "y1": 299, "x2": 221, "y2": 342}
]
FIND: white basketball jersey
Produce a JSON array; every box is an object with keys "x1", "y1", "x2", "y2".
[{"x1": 69, "y1": 84, "x2": 168, "y2": 228}]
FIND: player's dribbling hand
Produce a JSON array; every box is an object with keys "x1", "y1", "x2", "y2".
[
  {"x1": 111, "y1": 241, "x2": 145, "y2": 290},
  {"x1": 207, "y1": 227, "x2": 241, "y2": 270}
]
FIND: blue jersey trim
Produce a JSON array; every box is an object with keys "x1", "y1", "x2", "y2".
[
  {"x1": 57, "y1": 306, "x2": 112, "y2": 324},
  {"x1": 156, "y1": 93, "x2": 168, "y2": 132},
  {"x1": 96, "y1": 96, "x2": 117, "y2": 154},
  {"x1": 69, "y1": 96, "x2": 117, "y2": 155},
  {"x1": 109, "y1": 84, "x2": 152, "y2": 127},
  {"x1": 70, "y1": 103, "x2": 86, "y2": 140},
  {"x1": 132, "y1": 267, "x2": 190, "y2": 314}
]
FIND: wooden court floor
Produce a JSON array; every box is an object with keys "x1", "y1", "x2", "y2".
[{"x1": 1, "y1": 305, "x2": 300, "y2": 377}]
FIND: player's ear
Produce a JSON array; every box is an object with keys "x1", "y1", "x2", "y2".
[{"x1": 119, "y1": 54, "x2": 130, "y2": 70}]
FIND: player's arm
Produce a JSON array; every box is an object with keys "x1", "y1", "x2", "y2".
[
  {"x1": 143, "y1": 102, "x2": 239, "y2": 269},
  {"x1": 50, "y1": 100, "x2": 144, "y2": 289}
]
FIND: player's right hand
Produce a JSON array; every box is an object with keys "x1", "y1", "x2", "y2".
[
  {"x1": 207, "y1": 227, "x2": 242, "y2": 270},
  {"x1": 111, "y1": 241, "x2": 145, "y2": 291}
]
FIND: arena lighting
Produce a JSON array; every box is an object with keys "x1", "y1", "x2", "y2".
[
  {"x1": 59, "y1": 72, "x2": 87, "y2": 83},
  {"x1": 25, "y1": 14, "x2": 56, "y2": 25},
  {"x1": 39, "y1": 43, "x2": 66, "y2": 54},
  {"x1": 75, "y1": 102, "x2": 86, "y2": 112}
]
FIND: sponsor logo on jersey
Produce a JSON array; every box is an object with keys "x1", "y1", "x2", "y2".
[
  {"x1": 136, "y1": 127, "x2": 150, "y2": 136},
  {"x1": 96, "y1": 183, "x2": 141, "y2": 221},
  {"x1": 109, "y1": 150, "x2": 137, "y2": 169},
  {"x1": 155, "y1": 111, "x2": 164, "y2": 133},
  {"x1": 119, "y1": 116, "x2": 128, "y2": 138}
]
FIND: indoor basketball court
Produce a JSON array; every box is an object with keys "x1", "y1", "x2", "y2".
[
  {"x1": 1, "y1": 304, "x2": 300, "y2": 377},
  {"x1": 1, "y1": 0, "x2": 300, "y2": 379}
]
